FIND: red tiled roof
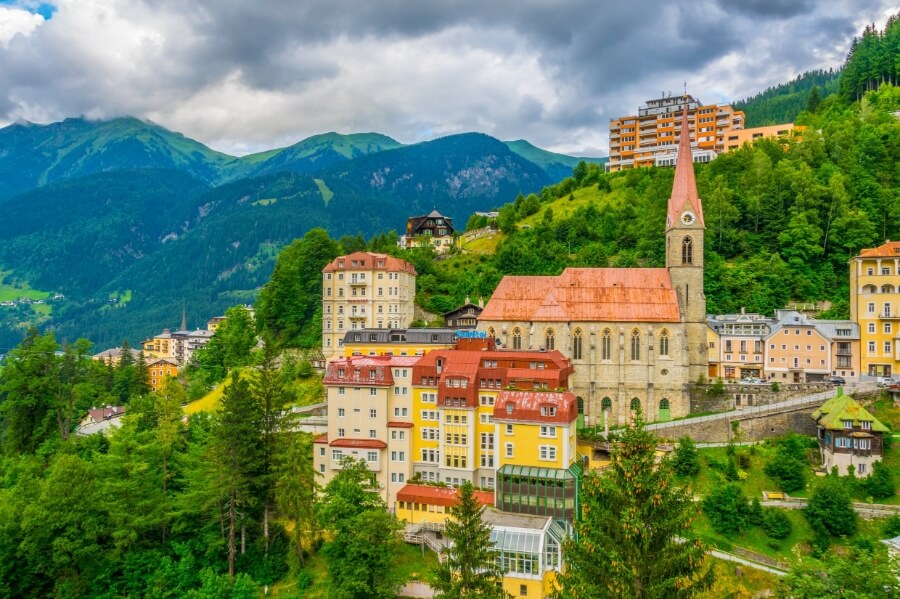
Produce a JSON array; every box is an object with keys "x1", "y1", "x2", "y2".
[
  {"x1": 494, "y1": 390, "x2": 578, "y2": 424},
  {"x1": 668, "y1": 104, "x2": 705, "y2": 228},
  {"x1": 322, "y1": 251, "x2": 417, "y2": 275},
  {"x1": 478, "y1": 268, "x2": 680, "y2": 322},
  {"x1": 397, "y1": 484, "x2": 494, "y2": 508},
  {"x1": 858, "y1": 241, "x2": 900, "y2": 258},
  {"x1": 330, "y1": 438, "x2": 388, "y2": 449},
  {"x1": 387, "y1": 421, "x2": 414, "y2": 428},
  {"x1": 323, "y1": 356, "x2": 399, "y2": 386},
  {"x1": 87, "y1": 406, "x2": 126, "y2": 422},
  {"x1": 313, "y1": 434, "x2": 328, "y2": 444}
]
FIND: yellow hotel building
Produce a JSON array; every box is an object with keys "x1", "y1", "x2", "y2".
[{"x1": 850, "y1": 241, "x2": 900, "y2": 377}]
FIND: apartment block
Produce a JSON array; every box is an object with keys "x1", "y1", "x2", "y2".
[
  {"x1": 722, "y1": 123, "x2": 799, "y2": 151},
  {"x1": 321, "y1": 252, "x2": 417, "y2": 359},
  {"x1": 850, "y1": 241, "x2": 900, "y2": 377},
  {"x1": 606, "y1": 93, "x2": 745, "y2": 172},
  {"x1": 340, "y1": 327, "x2": 456, "y2": 358},
  {"x1": 765, "y1": 310, "x2": 859, "y2": 382},
  {"x1": 707, "y1": 310, "x2": 773, "y2": 380}
]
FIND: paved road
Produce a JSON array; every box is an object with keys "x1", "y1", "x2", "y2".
[{"x1": 709, "y1": 548, "x2": 787, "y2": 576}]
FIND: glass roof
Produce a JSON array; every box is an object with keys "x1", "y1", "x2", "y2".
[
  {"x1": 490, "y1": 529, "x2": 544, "y2": 554},
  {"x1": 498, "y1": 464, "x2": 574, "y2": 480}
]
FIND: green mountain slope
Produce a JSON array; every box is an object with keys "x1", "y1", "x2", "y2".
[
  {"x1": 0, "y1": 117, "x2": 234, "y2": 200},
  {"x1": 236, "y1": 132, "x2": 404, "y2": 178},
  {"x1": 504, "y1": 139, "x2": 607, "y2": 181},
  {"x1": 320, "y1": 132, "x2": 552, "y2": 227},
  {"x1": 734, "y1": 69, "x2": 841, "y2": 126}
]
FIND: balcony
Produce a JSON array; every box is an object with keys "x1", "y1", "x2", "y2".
[
  {"x1": 349, "y1": 313, "x2": 367, "y2": 320},
  {"x1": 879, "y1": 312, "x2": 900, "y2": 320},
  {"x1": 349, "y1": 278, "x2": 367, "y2": 286}
]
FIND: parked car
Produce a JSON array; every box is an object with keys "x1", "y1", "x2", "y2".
[
  {"x1": 739, "y1": 377, "x2": 766, "y2": 385},
  {"x1": 876, "y1": 376, "x2": 895, "y2": 387},
  {"x1": 826, "y1": 376, "x2": 846, "y2": 385}
]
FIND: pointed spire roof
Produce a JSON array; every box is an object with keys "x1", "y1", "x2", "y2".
[{"x1": 667, "y1": 103, "x2": 704, "y2": 229}]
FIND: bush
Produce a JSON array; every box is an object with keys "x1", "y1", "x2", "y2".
[
  {"x1": 805, "y1": 475, "x2": 858, "y2": 538},
  {"x1": 737, "y1": 453, "x2": 751, "y2": 470},
  {"x1": 703, "y1": 484, "x2": 750, "y2": 536},
  {"x1": 883, "y1": 514, "x2": 900, "y2": 538},
  {"x1": 748, "y1": 497, "x2": 764, "y2": 525},
  {"x1": 724, "y1": 459, "x2": 740, "y2": 482},
  {"x1": 862, "y1": 461, "x2": 896, "y2": 499},
  {"x1": 672, "y1": 437, "x2": 700, "y2": 477},
  {"x1": 762, "y1": 508, "x2": 793, "y2": 540},
  {"x1": 764, "y1": 436, "x2": 808, "y2": 492}
]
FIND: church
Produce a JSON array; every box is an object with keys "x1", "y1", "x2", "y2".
[{"x1": 477, "y1": 105, "x2": 707, "y2": 426}]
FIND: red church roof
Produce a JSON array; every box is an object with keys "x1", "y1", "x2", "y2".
[{"x1": 668, "y1": 103, "x2": 705, "y2": 229}]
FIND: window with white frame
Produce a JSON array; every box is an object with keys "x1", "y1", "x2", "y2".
[
  {"x1": 505, "y1": 443, "x2": 514, "y2": 457},
  {"x1": 539, "y1": 446, "x2": 557, "y2": 461},
  {"x1": 367, "y1": 451, "x2": 378, "y2": 462},
  {"x1": 540, "y1": 426, "x2": 557, "y2": 438}
]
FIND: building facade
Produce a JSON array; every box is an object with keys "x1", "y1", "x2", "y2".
[
  {"x1": 721, "y1": 123, "x2": 798, "y2": 151},
  {"x1": 850, "y1": 241, "x2": 900, "y2": 377},
  {"x1": 340, "y1": 328, "x2": 457, "y2": 357},
  {"x1": 321, "y1": 252, "x2": 418, "y2": 359},
  {"x1": 147, "y1": 357, "x2": 179, "y2": 392},
  {"x1": 443, "y1": 301, "x2": 484, "y2": 329},
  {"x1": 706, "y1": 310, "x2": 773, "y2": 380},
  {"x1": 607, "y1": 93, "x2": 745, "y2": 172},
  {"x1": 479, "y1": 105, "x2": 707, "y2": 426},
  {"x1": 765, "y1": 310, "x2": 859, "y2": 382}
]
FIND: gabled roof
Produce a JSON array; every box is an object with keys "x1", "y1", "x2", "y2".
[
  {"x1": 494, "y1": 390, "x2": 578, "y2": 424},
  {"x1": 668, "y1": 103, "x2": 705, "y2": 229},
  {"x1": 478, "y1": 268, "x2": 680, "y2": 323},
  {"x1": 811, "y1": 393, "x2": 889, "y2": 432}
]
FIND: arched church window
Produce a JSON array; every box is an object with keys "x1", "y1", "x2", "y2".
[
  {"x1": 573, "y1": 329, "x2": 583, "y2": 360},
  {"x1": 630, "y1": 397, "x2": 641, "y2": 412},
  {"x1": 512, "y1": 328, "x2": 522, "y2": 350},
  {"x1": 659, "y1": 329, "x2": 670, "y2": 356},
  {"x1": 630, "y1": 329, "x2": 641, "y2": 361},
  {"x1": 682, "y1": 236, "x2": 693, "y2": 265},
  {"x1": 545, "y1": 328, "x2": 555, "y2": 351},
  {"x1": 601, "y1": 397, "x2": 612, "y2": 412},
  {"x1": 601, "y1": 329, "x2": 612, "y2": 360}
]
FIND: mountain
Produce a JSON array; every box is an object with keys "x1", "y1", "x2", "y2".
[
  {"x1": 238, "y1": 132, "x2": 404, "y2": 178},
  {"x1": 320, "y1": 132, "x2": 553, "y2": 227},
  {"x1": 0, "y1": 117, "x2": 234, "y2": 200},
  {"x1": 504, "y1": 139, "x2": 607, "y2": 182}
]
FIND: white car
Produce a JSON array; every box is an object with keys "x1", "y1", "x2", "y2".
[{"x1": 877, "y1": 376, "x2": 896, "y2": 387}]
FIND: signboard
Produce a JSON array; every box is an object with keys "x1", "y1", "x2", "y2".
[{"x1": 456, "y1": 330, "x2": 487, "y2": 339}]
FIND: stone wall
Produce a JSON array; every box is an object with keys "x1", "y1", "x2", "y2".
[{"x1": 690, "y1": 382, "x2": 833, "y2": 414}]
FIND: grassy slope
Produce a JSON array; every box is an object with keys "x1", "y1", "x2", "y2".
[
  {"x1": 504, "y1": 139, "x2": 608, "y2": 168},
  {"x1": 0, "y1": 269, "x2": 52, "y2": 303},
  {"x1": 183, "y1": 371, "x2": 325, "y2": 414}
]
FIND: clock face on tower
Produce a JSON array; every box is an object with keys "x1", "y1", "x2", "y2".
[{"x1": 681, "y1": 211, "x2": 695, "y2": 225}]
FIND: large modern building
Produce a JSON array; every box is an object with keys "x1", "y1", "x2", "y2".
[
  {"x1": 321, "y1": 252, "x2": 418, "y2": 359},
  {"x1": 606, "y1": 93, "x2": 745, "y2": 172},
  {"x1": 479, "y1": 105, "x2": 708, "y2": 426},
  {"x1": 721, "y1": 123, "x2": 799, "y2": 151},
  {"x1": 850, "y1": 241, "x2": 900, "y2": 377}
]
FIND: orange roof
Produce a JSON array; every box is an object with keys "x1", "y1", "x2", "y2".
[
  {"x1": 313, "y1": 434, "x2": 328, "y2": 444},
  {"x1": 322, "y1": 251, "x2": 417, "y2": 275},
  {"x1": 387, "y1": 421, "x2": 414, "y2": 428},
  {"x1": 478, "y1": 268, "x2": 680, "y2": 322},
  {"x1": 330, "y1": 438, "x2": 387, "y2": 449},
  {"x1": 494, "y1": 390, "x2": 578, "y2": 424},
  {"x1": 397, "y1": 484, "x2": 494, "y2": 508},
  {"x1": 668, "y1": 104, "x2": 705, "y2": 228},
  {"x1": 858, "y1": 241, "x2": 900, "y2": 259}
]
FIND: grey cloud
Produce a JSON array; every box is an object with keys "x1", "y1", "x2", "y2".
[{"x1": 715, "y1": 0, "x2": 814, "y2": 18}]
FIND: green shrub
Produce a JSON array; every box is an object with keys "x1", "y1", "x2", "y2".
[
  {"x1": 762, "y1": 508, "x2": 793, "y2": 540},
  {"x1": 703, "y1": 484, "x2": 750, "y2": 536},
  {"x1": 862, "y1": 461, "x2": 896, "y2": 499},
  {"x1": 883, "y1": 514, "x2": 900, "y2": 538},
  {"x1": 672, "y1": 437, "x2": 700, "y2": 477},
  {"x1": 805, "y1": 475, "x2": 858, "y2": 538},
  {"x1": 737, "y1": 453, "x2": 751, "y2": 470}
]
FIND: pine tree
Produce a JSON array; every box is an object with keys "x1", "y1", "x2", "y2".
[
  {"x1": 554, "y1": 409, "x2": 711, "y2": 599},
  {"x1": 432, "y1": 482, "x2": 508, "y2": 599}
]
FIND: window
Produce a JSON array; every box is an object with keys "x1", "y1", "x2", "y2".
[
  {"x1": 506, "y1": 402, "x2": 514, "y2": 415},
  {"x1": 659, "y1": 329, "x2": 669, "y2": 356},
  {"x1": 332, "y1": 450, "x2": 343, "y2": 461},
  {"x1": 869, "y1": 341, "x2": 876, "y2": 352},
  {"x1": 369, "y1": 409, "x2": 377, "y2": 418},
  {"x1": 630, "y1": 329, "x2": 641, "y2": 361},
  {"x1": 369, "y1": 430, "x2": 377, "y2": 438},
  {"x1": 868, "y1": 302, "x2": 875, "y2": 314},
  {"x1": 869, "y1": 323, "x2": 876, "y2": 333},
  {"x1": 858, "y1": 463, "x2": 866, "y2": 475},
  {"x1": 630, "y1": 397, "x2": 640, "y2": 412},
  {"x1": 512, "y1": 328, "x2": 522, "y2": 350},
  {"x1": 539, "y1": 446, "x2": 557, "y2": 461},
  {"x1": 338, "y1": 408, "x2": 345, "y2": 417},
  {"x1": 391, "y1": 451, "x2": 405, "y2": 461},
  {"x1": 505, "y1": 443, "x2": 514, "y2": 457},
  {"x1": 338, "y1": 428, "x2": 345, "y2": 437},
  {"x1": 862, "y1": 421, "x2": 872, "y2": 430},
  {"x1": 367, "y1": 451, "x2": 378, "y2": 462},
  {"x1": 602, "y1": 329, "x2": 612, "y2": 360},
  {"x1": 540, "y1": 426, "x2": 557, "y2": 438},
  {"x1": 682, "y1": 236, "x2": 693, "y2": 264},
  {"x1": 573, "y1": 329, "x2": 583, "y2": 360},
  {"x1": 545, "y1": 328, "x2": 555, "y2": 351},
  {"x1": 338, "y1": 387, "x2": 345, "y2": 395},
  {"x1": 601, "y1": 397, "x2": 612, "y2": 412},
  {"x1": 506, "y1": 424, "x2": 513, "y2": 435}
]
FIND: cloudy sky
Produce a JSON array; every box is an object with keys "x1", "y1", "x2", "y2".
[{"x1": 0, "y1": 0, "x2": 897, "y2": 156}]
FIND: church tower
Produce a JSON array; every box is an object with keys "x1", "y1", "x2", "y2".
[{"x1": 665, "y1": 102, "x2": 707, "y2": 381}]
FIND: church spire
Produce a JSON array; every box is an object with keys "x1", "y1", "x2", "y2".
[{"x1": 667, "y1": 103, "x2": 704, "y2": 230}]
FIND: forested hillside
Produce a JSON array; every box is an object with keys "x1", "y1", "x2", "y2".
[{"x1": 734, "y1": 69, "x2": 840, "y2": 126}]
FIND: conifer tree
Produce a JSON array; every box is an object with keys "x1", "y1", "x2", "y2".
[
  {"x1": 554, "y1": 409, "x2": 711, "y2": 599},
  {"x1": 432, "y1": 482, "x2": 508, "y2": 599}
]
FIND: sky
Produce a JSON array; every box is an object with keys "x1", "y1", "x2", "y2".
[{"x1": 0, "y1": 0, "x2": 897, "y2": 157}]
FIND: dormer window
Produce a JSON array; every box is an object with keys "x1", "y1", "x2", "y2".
[
  {"x1": 337, "y1": 368, "x2": 345, "y2": 378},
  {"x1": 506, "y1": 402, "x2": 514, "y2": 415},
  {"x1": 842, "y1": 419, "x2": 853, "y2": 429},
  {"x1": 540, "y1": 405, "x2": 557, "y2": 417},
  {"x1": 861, "y1": 421, "x2": 872, "y2": 430}
]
